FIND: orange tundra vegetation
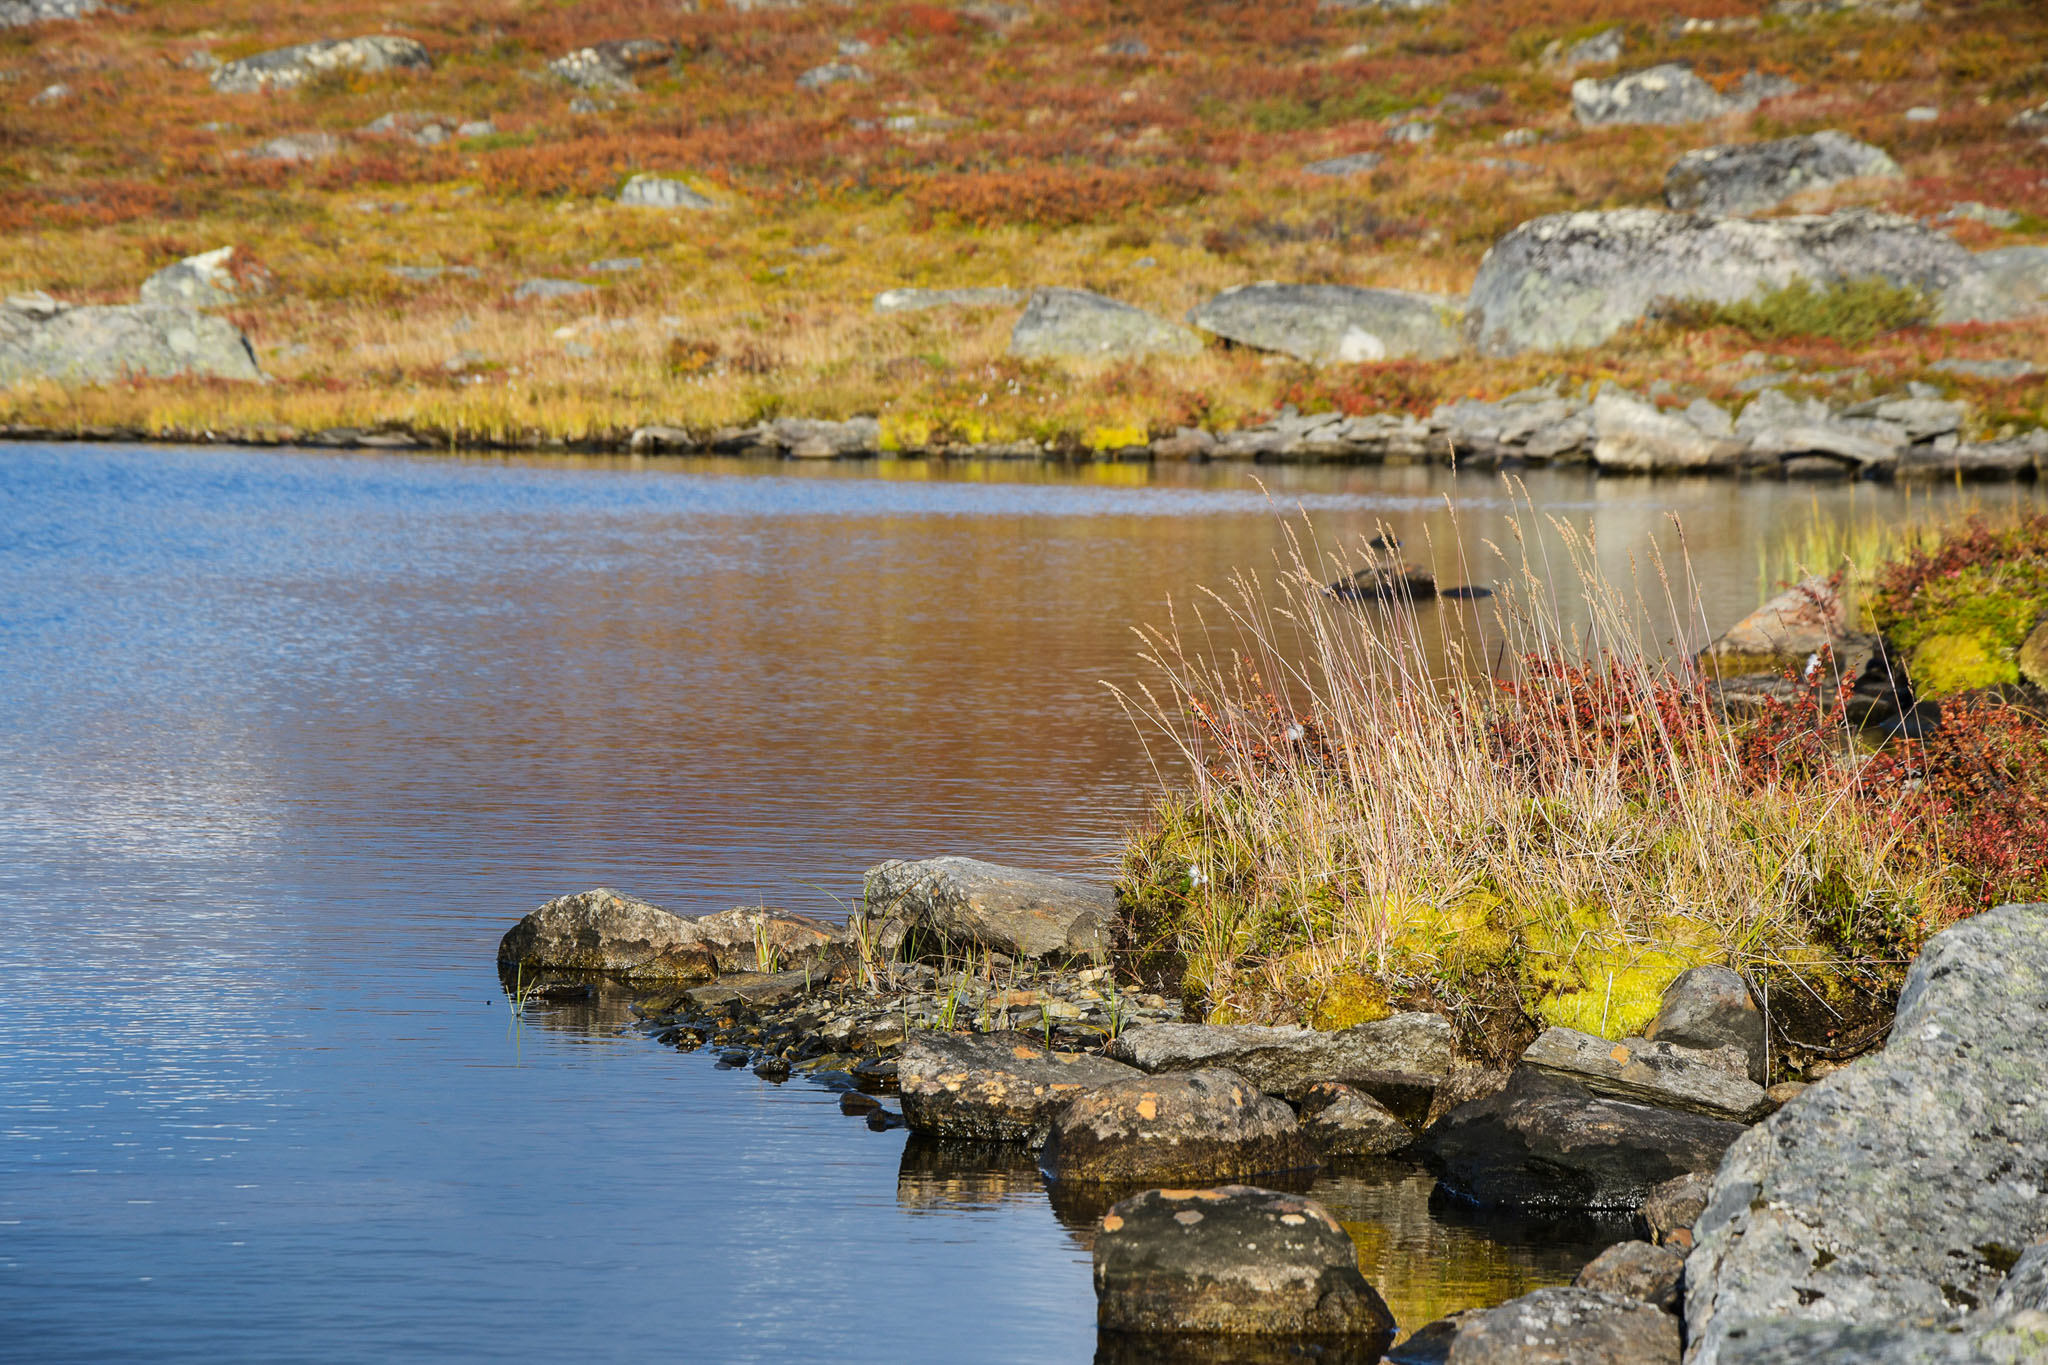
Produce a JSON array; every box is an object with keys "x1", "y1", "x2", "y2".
[{"x1": 0, "y1": 0, "x2": 2043, "y2": 448}]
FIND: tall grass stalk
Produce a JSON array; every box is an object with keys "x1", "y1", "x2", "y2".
[{"x1": 1111, "y1": 493, "x2": 1931, "y2": 1048}]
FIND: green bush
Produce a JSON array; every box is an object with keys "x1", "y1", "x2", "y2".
[{"x1": 1672, "y1": 276, "x2": 1934, "y2": 347}]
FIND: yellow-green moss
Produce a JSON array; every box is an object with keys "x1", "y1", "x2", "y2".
[
  {"x1": 1308, "y1": 971, "x2": 1393, "y2": 1030},
  {"x1": 1910, "y1": 632, "x2": 2018, "y2": 697}
]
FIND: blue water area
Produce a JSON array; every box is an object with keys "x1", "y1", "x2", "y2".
[{"x1": 0, "y1": 443, "x2": 2013, "y2": 1361}]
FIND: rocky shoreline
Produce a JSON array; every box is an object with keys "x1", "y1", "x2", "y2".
[{"x1": 497, "y1": 853, "x2": 2048, "y2": 1361}]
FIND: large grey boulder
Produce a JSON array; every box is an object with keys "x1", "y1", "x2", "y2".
[
  {"x1": 863, "y1": 856, "x2": 1112, "y2": 963},
  {"x1": 1644, "y1": 965, "x2": 1766, "y2": 1084},
  {"x1": 1518, "y1": 1027, "x2": 1772, "y2": 1122},
  {"x1": 1938, "y1": 245, "x2": 2048, "y2": 324},
  {"x1": 1107, "y1": 1014, "x2": 1454, "y2": 1106},
  {"x1": 0, "y1": 294, "x2": 261, "y2": 385},
  {"x1": 1041, "y1": 1068, "x2": 1321, "y2": 1186},
  {"x1": 1186, "y1": 283, "x2": 1462, "y2": 364},
  {"x1": 211, "y1": 36, "x2": 432, "y2": 93},
  {"x1": 874, "y1": 287, "x2": 1022, "y2": 313},
  {"x1": 1590, "y1": 388, "x2": 1743, "y2": 472},
  {"x1": 1447, "y1": 1287, "x2": 1680, "y2": 1364},
  {"x1": 548, "y1": 38, "x2": 673, "y2": 90},
  {"x1": 1665, "y1": 132, "x2": 1902, "y2": 216},
  {"x1": 897, "y1": 1029, "x2": 1139, "y2": 1145},
  {"x1": 496, "y1": 887, "x2": 844, "y2": 983},
  {"x1": 1009, "y1": 288, "x2": 1202, "y2": 361},
  {"x1": 1573, "y1": 64, "x2": 1732, "y2": 126},
  {"x1": 1094, "y1": 1186, "x2": 1396, "y2": 1338},
  {"x1": 1421, "y1": 1068, "x2": 1748, "y2": 1211},
  {"x1": 1686, "y1": 903, "x2": 2048, "y2": 1365},
  {"x1": 616, "y1": 174, "x2": 716, "y2": 209},
  {"x1": 139, "y1": 247, "x2": 263, "y2": 309},
  {"x1": 1465, "y1": 208, "x2": 1980, "y2": 356},
  {"x1": 1714, "y1": 1316, "x2": 2048, "y2": 1363},
  {"x1": 0, "y1": 0, "x2": 101, "y2": 26}
]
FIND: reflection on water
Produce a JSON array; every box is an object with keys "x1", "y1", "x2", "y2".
[{"x1": 2, "y1": 444, "x2": 2038, "y2": 1362}]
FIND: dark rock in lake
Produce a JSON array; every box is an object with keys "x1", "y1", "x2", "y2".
[
  {"x1": 1041, "y1": 1068, "x2": 1320, "y2": 1186},
  {"x1": 1686, "y1": 903, "x2": 2048, "y2": 1364},
  {"x1": 1574, "y1": 1240, "x2": 1684, "y2": 1312},
  {"x1": 1423, "y1": 1064, "x2": 1511, "y2": 1128},
  {"x1": 1387, "y1": 1312, "x2": 1478, "y2": 1365},
  {"x1": 1093, "y1": 1185, "x2": 1395, "y2": 1338},
  {"x1": 1665, "y1": 132, "x2": 1902, "y2": 216},
  {"x1": 1107, "y1": 1014, "x2": 1453, "y2": 1105},
  {"x1": 1644, "y1": 965, "x2": 1766, "y2": 1084},
  {"x1": 863, "y1": 855, "x2": 1112, "y2": 963},
  {"x1": 211, "y1": 36, "x2": 432, "y2": 93},
  {"x1": 1518, "y1": 1026, "x2": 1771, "y2": 1121},
  {"x1": 1639, "y1": 1170, "x2": 1711, "y2": 1249},
  {"x1": 1422, "y1": 1068, "x2": 1747, "y2": 1211},
  {"x1": 1445, "y1": 1287, "x2": 1680, "y2": 1364},
  {"x1": 1298, "y1": 1081, "x2": 1414, "y2": 1157},
  {"x1": 896, "y1": 1029, "x2": 1138, "y2": 1145}
]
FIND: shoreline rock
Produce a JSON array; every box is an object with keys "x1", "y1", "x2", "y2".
[
  {"x1": 1040, "y1": 1068, "x2": 1322, "y2": 1185},
  {"x1": 899, "y1": 1029, "x2": 1138, "y2": 1144},
  {"x1": 497, "y1": 887, "x2": 846, "y2": 983},
  {"x1": 863, "y1": 856, "x2": 1112, "y2": 964},
  {"x1": 1107, "y1": 1015, "x2": 1454, "y2": 1112}
]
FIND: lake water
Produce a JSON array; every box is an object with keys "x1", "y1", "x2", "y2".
[{"x1": 2, "y1": 443, "x2": 2032, "y2": 1361}]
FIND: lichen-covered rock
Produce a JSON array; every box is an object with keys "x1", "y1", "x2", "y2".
[
  {"x1": 1573, "y1": 64, "x2": 1732, "y2": 126},
  {"x1": 1446, "y1": 1287, "x2": 1680, "y2": 1364},
  {"x1": 1298, "y1": 1081, "x2": 1413, "y2": 1156},
  {"x1": 1644, "y1": 965, "x2": 1767, "y2": 1084},
  {"x1": 1009, "y1": 287, "x2": 1203, "y2": 360},
  {"x1": 0, "y1": 0, "x2": 101, "y2": 28},
  {"x1": 1938, "y1": 245, "x2": 2048, "y2": 324},
  {"x1": 1186, "y1": 283, "x2": 1462, "y2": 364},
  {"x1": 1665, "y1": 133, "x2": 1902, "y2": 215},
  {"x1": 211, "y1": 36, "x2": 432, "y2": 93},
  {"x1": 1094, "y1": 1186, "x2": 1396, "y2": 1338},
  {"x1": 1686, "y1": 903, "x2": 2048, "y2": 1364},
  {"x1": 139, "y1": 247, "x2": 268, "y2": 309},
  {"x1": 1041, "y1": 1068, "x2": 1321, "y2": 1185},
  {"x1": 897, "y1": 1029, "x2": 1138, "y2": 1144},
  {"x1": 1108, "y1": 1014, "x2": 1454, "y2": 1105},
  {"x1": 1466, "y1": 209, "x2": 1981, "y2": 356},
  {"x1": 863, "y1": 856, "x2": 1113, "y2": 963},
  {"x1": 1518, "y1": 1027, "x2": 1772, "y2": 1121},
  {"x1": 1421, "y1": 1068, "x2": 1747, "y2": 1211},
  {"x1": 0, "y1": 295, "x2": 262, "y2": 385},
  {"x1": 1574, "y1": 1240, "x2": 1685, "y2": 1312},
  {"x1": 547, "y1": 38, "x2": 673, "y2": 90},
  {"x1": 496, "y1": 888, "x2": 843, "y2": 983},
  {"x1": 616, "y1": 174, "x2": 717, "y2": 209}
]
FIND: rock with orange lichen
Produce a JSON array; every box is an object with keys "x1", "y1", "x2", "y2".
[
  {"x1": 1040, "y1": 1068, "x2": 1320, "y2": 1185},
  {"x1": 1093, "y1": 1185, "x2": 1394, "y2": 1338},
  {"x1": 896, "y1": 1029, "x2": 1138, "y2": 1145}
]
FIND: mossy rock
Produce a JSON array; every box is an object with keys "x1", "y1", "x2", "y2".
[{"x1": 1909, "y1": 632, "x2": 2017, "y2": 697}]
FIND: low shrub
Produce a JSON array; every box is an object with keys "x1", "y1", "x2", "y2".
[{"x1": 1668, "y1": 276, "x2": 1935, "y2": 348}]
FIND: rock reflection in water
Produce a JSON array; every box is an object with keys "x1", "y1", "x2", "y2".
[
  {"x1": 1317, "y1": 1158, "x2": 1627, "y2": 1335},
  {"x1": 895, "y1": 1136, "x2": 1046, "y2": 1213},
  {"x1": 504, "y1": 982, "x2": 644, "y2": 1039}
]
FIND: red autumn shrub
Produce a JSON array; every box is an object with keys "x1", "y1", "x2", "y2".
[{"x1": 907, "y1": 165, "x2": 1214, "y2": 230}]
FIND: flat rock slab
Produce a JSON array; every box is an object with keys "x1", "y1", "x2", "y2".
[
  {"x1": 1041, "y1": 1068, "x2": 1320, "y2": 1186},
  {"x1": 1009, "y1": 287, "x2": 1202, "y2": 360},
  {"x1": 1422, "y1": 1067, "x2": 1747, "y2": 1211},
  {"x1": 1094, "y1": 1185, "x2": 1395, "y2": 1338},
  {"x1": 1665, "y1": 131, "x2": 1902, "y2": 216},
  {"x1": 897, "y1": 1029, "x2": 1138, "y2": 1145},
  {"x1": 1187, "y1": 283, "x2": 1462, "y2": 364},
  {"x1": 1465, "y1": 208, "x2": 1981, "y2": 356},
  {"x1": 864, "y1": 856, "x2": 1111, "y2": 963},
  {"x1": 1519, "y1": 1026, "x2": 1772, "y2": 1121},
  {"x1": 617, "y1": 174, "x2": 716, "y2": 209},
  {"x1": 0, "y1": 300, "x2": 262, "y2": 385},
  {"x1": 683, "y1": 968, "x2": 824, "y2": 1010},
  {"x1": 1107, "y1": 1014, "x2": 1453, "y2": 1104},
  {"x1": 211, "y1": 36, "x2": 432, "y2": 93},
  {"x1": 497, "y1": 888, "x2": 844, "y2": 984},
  {"x1": 1447, "y1": 1287, "x2": 1679, "y2": 1364},
  {"x1": 1686, "y1": 903, "x2": 2048, "y2": 1364}
]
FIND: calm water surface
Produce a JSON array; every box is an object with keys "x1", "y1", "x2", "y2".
[{"x1": 2, "y1": 444, "x2": 2033, "y2": 1361}]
